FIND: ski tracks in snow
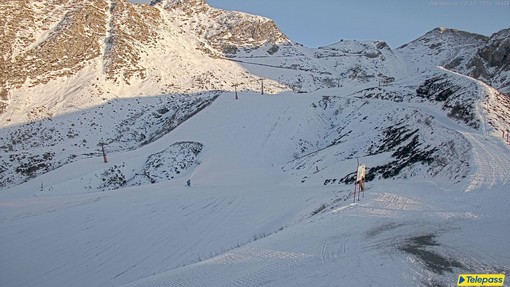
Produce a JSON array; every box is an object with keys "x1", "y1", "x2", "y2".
[
  {"x1": 320, "y1": 233, "x2": 351, "y2": 264},
  {"x1": 122, "y1": 247, "x2": 311, "y2": 287},
  {"x1": 438, "y1": 67, "x2": 510, "y2": 193},
  {"x1": 331, "y1": 192, "x2": 425, "y2": 219},
  {"x1": 462, "y1": 132, "x2": 510, "y2": 192}
]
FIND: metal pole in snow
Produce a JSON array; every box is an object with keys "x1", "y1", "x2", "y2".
[
  {"x1": 102, "y1": 144, "x2": 107, "y2": 163},
  {"x1": 353, "y1": 183, "x2": 357, "y2": 203},
  {"x1": 357, "y1": 158, "x2": 361, "y2": 201},
  {"x1": 232, "y1": 83, "x2": 239, "y2": 100},
  {"x1": 98, "y1": 142, "x2": 108, "y2": 163},
  {"x1": 362, "y1": 178, "x2": 364, "y2": 198},
  {"x1": 353, "y1": 158, "x2": 360, "y2": 202},
  {"x1": 361, "y1": 165, "x2": 367, "y2": 198}
]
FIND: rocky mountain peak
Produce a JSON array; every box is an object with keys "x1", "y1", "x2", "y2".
[
  {"x1": 396, "y1": 27, "x2": 489, "y2": 78},
  {"x1": 435, "y1": 27, "x2": 460, "y2": 34},
  {"x1": 463, "y1": 28, "x2": 510, "y2": 94},
  {"x1": 150, "y1": 0, "x2": 208, "y2": 12},
  {"x1": 0, "y1": 0, "x2": 166, "y2": 105},
  {"x1": 161, "y1": 0, "x2": 289, "y2": 56},
  {"x1": 150, "y1": 0, "x2": 206, "y2": 6},
  {"x1": 402, "y1": 27, "x2": 488, "y2": 49},
  {"x1": 479, "y1": 28, "x2": 510, "y2": 67}
]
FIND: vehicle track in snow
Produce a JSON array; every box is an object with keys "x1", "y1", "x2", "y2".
[
  {"x1": 320, "y1": 233, "x2": 352, "y2": 264},
  {"x1": 462, "y1": 132, "x2": 510, "y2": 192},
  {"x1": 122, "y1": 247, "x2": 311, "y2": 287}
]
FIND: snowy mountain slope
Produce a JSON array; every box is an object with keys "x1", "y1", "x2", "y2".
[
  {"x1": 397, "y1": 27, "x2": 510, "y2": 95},
  {"x1": 283, "y1": 91, "x2": 471, "y2": 186},
  {"x1": 455, "y1": 28, "x2": 510, "y2": 95},
  {"x1": 1, "y1": 87, "x2": 509, "y2": 287},
  {"x1": 0, "y1": 0, "x2": 288, "y2": 125},
  {"x1": 221, "y1": 39, "x2": 404, "y2": 93},
  {"x1": 1, "y1": 1, "x2": 510, "y2": 286},
  {"x1": 0, "y1": 92, "x2": 218, "y2": 189},
  {"x1": 0, "y1": 0, "x2": 506, "y2": 125},
  {"x1": 1, "y1": 0, "x2": 508, "y2": 127},
  {"x1": 2, "y1": 73, "x2": 494, "y2": 194},
  {"x1": 121, "y1": 179, "x2": 510, "y2": 287},
  {"x1": 480, "y1": 80, "x2": 510, "y2": 137},
  {"x1": 150, "y1": 0, "x2": 289, "y2": 56},
  {"x1": 396, "y1": 27, "x2": 488, "y2": 73},
  {"x1": 0, "y1": 0, "x2": 298, "y2": 188}
]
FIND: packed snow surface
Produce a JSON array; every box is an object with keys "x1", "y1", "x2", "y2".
[{"x1": 1, "y1": 86, "x2": 509, "y2": 287}]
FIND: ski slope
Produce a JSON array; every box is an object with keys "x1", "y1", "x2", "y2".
[
  {"x1": 122, "y1": 178, "x2": 510, "y2": 287},
  {"x1": 1, "y1": 88, "x2": 510, "y2": 287},
  {"x1": 2, "y1": 3, "x2": 510, "y2": 286},
  {"x1": 463, "y1": 132, "x2": 510, "y2": 193},
  {"x1": 122, "y1": 120, "x2": 510, "y2": 287}
]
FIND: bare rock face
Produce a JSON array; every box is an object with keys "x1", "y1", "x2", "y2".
[
  {"x1": 0, "y1": 0, "x2": 108, "y2": 111},
  {"x1": 153, "y1": 0, "x2": 289, "y2": 56},
  {"x1": 14, "y1": 1, "x2": 107, "y2": 85},
  {"x1": 0, "y1": 0, "x2": 157, "y2": 112},
  {"x1": 209, "y1": 19, "x2": 287, "y2": 56},
  {"x1": 103, "y1": 0, "x2": 162, "y2": 82},
  {"x1": 466, "y1": 29, "x2": 510, "y2": 94},
  {"x1": 479, "y1": 29, "x2": 510, "y2": 66}
]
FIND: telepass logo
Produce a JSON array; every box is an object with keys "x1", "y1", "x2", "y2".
[{"x1": 457, "y1": 274, "x2": 505, "y2": 286}]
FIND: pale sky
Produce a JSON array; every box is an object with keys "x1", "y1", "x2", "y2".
[{"x1": 128, "y1": 0, "x2": 509, "y2": 48}]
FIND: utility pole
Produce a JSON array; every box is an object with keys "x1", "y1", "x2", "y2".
[
  {"x1": 232, "y1": 83, "x2": 240, "y2": 100},
  {"x1": 353, "y1": 158, "x2": 358, "y2": 203},
  {"x1": 98, "y1": 142, "x2": 108, "y2": 163},
  {"x1": 353, "y1": 158, "x2": 366, "y2": 202},
  {"x1": 260, "y1": 78, "x2": 264, "y2": 95}
]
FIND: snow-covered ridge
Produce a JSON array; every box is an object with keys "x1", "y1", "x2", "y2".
[
  {"x1": 396, "y1": 27, "x2": 488, "y2": 73},
  {"x1": 157, "y1": 0, "x2": 289, "y2": 57},
  {"x1": 319, "y1": 39, "x2": 392, "y2": 55},
  {"x1": 397, "y1": 27, "x2": 510, "y2": 95}
]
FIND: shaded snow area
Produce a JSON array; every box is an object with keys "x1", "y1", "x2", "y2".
[
  {"x1": 0, "y1": 92, "x2": 218, "y2": 190},
  {"x1": 1, "y1": 83, "x2": 509, "y2": 287}
]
